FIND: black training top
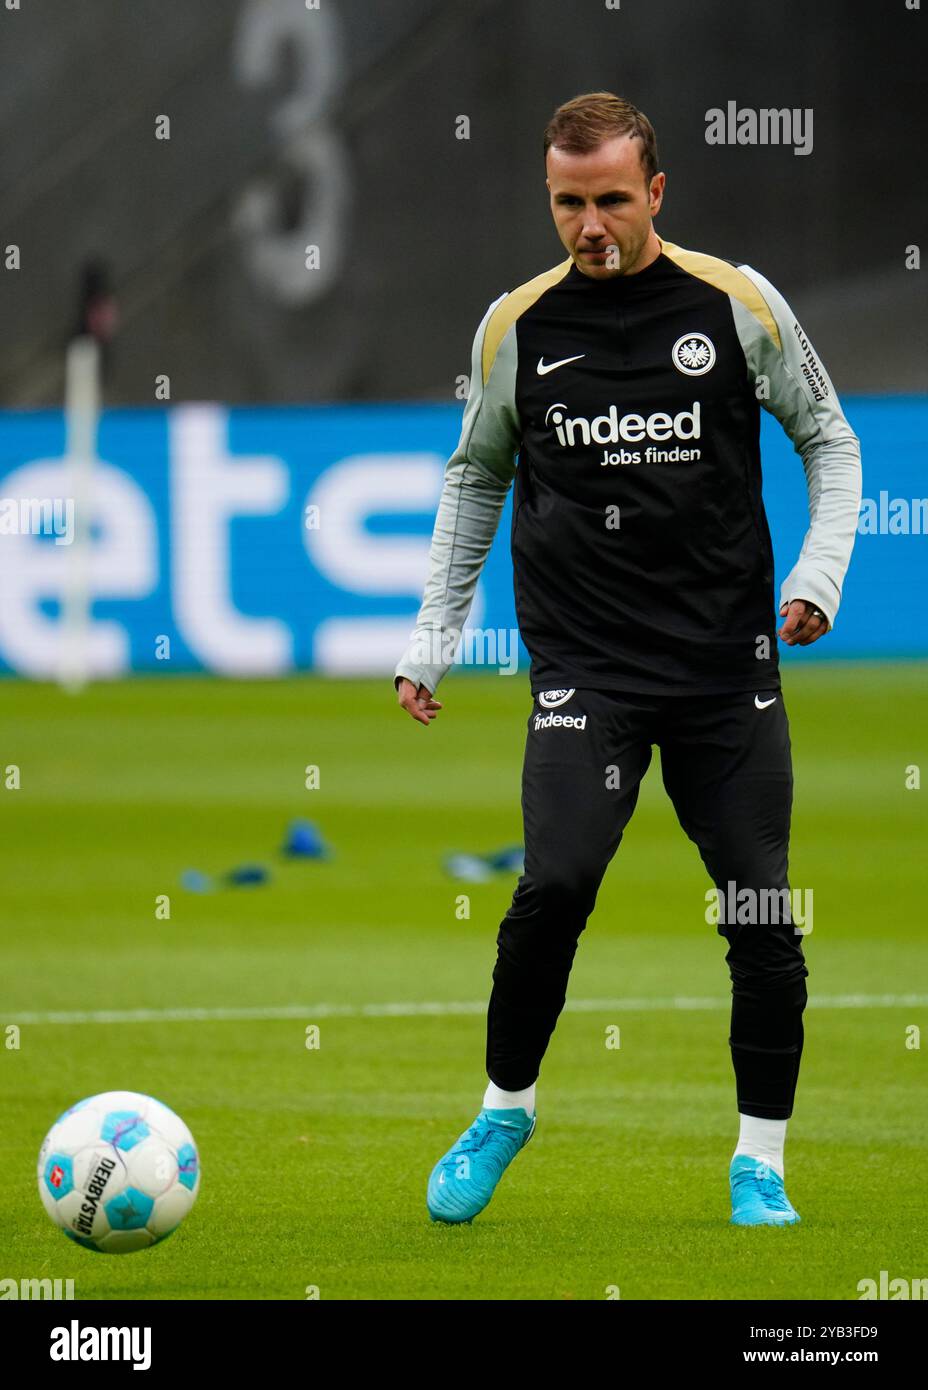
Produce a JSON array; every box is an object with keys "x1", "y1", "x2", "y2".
[{"x1": 396, "y1": 238, "x2": 861, "y2": 697}]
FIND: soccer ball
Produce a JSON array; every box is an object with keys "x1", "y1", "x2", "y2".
[{"x1": 37, "y1": 1090, "x2": 200, "y2": 1253}]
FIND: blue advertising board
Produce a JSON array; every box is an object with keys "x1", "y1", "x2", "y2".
[{"x1": 0, "y1": 398, "x2": 924, "y2": 678}]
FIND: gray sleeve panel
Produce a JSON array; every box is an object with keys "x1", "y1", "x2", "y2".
[
  {"x1": 729, "y1": 265, "x2": 862, "y2": 629},
  {"x1": 394, "y1": 294, "x2": 521, "y2": 693}
]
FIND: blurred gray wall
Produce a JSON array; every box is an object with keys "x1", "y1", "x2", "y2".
[{"x1": 0, "y1": 0, "x2": 924, "y2": 404}]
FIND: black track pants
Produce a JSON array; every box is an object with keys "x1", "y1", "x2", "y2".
[{"x1": 486, "y1": 687, "x2": 808, "y2": 1120}]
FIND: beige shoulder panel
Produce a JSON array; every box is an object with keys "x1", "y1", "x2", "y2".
[
  {"x1": 481, "y1": 257, "x2": 574, "y2": 384},
  {"x1": 658, "y1": 239, "x2": 782, "y2": 352}
]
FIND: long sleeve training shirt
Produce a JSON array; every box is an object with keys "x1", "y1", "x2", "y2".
[{"x1": 395, "y1": 237, "x2": 862, "y2": 697}]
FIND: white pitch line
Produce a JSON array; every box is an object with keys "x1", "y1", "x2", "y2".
[{"x1": 7, "y1": 993, "x2": 928, "y2": 1026}]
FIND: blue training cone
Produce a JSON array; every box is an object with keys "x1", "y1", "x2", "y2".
[
  {"x1": 181, "y1": 869, "x2": 214, "y2": 893},
  {"x1": 486, "y1": 845, "x2": 525, "y2": 874},
  {"x1": 282, "y1": 819, "x2": 331, "y2": 860},
  {"x1": 223, "y1": 864, "x2": 270, "y2": 886}
]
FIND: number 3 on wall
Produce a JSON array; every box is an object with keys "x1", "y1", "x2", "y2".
[{"x1": 233, "y1": 0, "x2": 350, "y2": 306}]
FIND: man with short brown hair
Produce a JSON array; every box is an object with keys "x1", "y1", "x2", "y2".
[{"x1": 395, "y1": 92, "x2": 861, "y2": 1227}]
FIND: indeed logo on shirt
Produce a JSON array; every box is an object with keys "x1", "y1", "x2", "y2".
[
  {"x1": 533, "y1": 711, "x2": 587, "y2": 732},
  {"x1": 545, "y1": 401, "x2": 701, "y2": 448}
]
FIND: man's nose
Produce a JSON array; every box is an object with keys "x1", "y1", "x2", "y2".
[{"x1": 581, "y1": 208, "x2": 606, "y2": 238}]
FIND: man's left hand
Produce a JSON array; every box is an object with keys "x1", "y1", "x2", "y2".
[{"x1": 778, "y1": 599, "x2": 829, "y2": 646}]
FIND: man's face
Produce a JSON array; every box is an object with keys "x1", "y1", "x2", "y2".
[{"x1": 546, "y1": 134, "x2": 665, "y2": 278}]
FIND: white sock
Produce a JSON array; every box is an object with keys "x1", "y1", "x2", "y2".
[
  {"x1": 733, "y1": 1114, "x2": 787, "y2": 1179},
  {"x1": 483, "y1": 1080, "x2": 535, "y2": 1118}
]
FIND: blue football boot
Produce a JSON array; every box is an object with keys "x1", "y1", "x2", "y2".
[
  {"x1": 427, "y1": 1107, "x2": 536, "y2": 1223},
  {"x1": 730, "y1": 1155, "x2": 801, "y2": 1225}
]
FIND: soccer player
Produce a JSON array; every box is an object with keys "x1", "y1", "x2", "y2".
[{"x1": 394, "y1": 93, "x2": 861, "y2": 1227}]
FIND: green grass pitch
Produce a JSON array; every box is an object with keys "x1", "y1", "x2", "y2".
[{"x1": 1, "y1": 665, "x2": 925, "y2": 1300}]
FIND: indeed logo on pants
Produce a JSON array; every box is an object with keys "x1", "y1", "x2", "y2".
[{"x1": 533, "y1": 712, "x2": 587, "y2": 731}]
